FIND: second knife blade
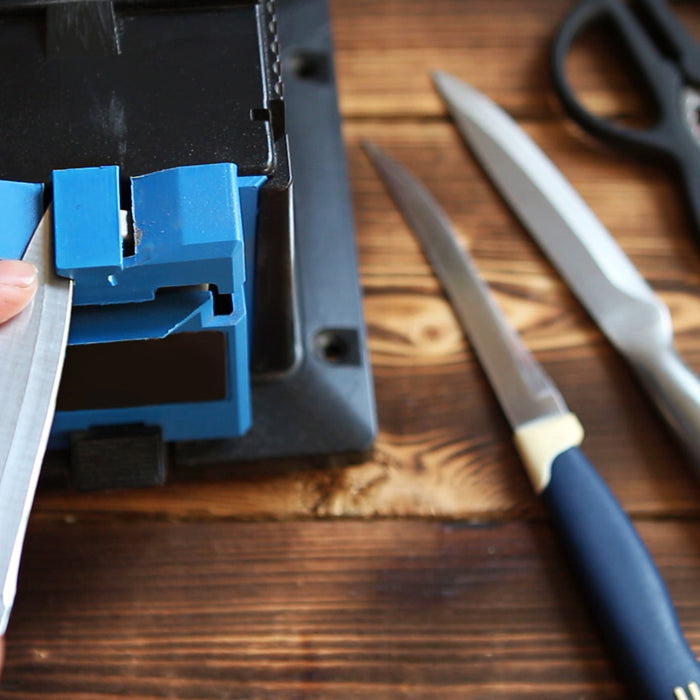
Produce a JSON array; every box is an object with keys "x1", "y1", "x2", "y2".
[{"x1": 434, "y1": 69, "x2": 700, "y2": 471}]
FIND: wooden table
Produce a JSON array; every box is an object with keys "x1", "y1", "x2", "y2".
[{"x1": 3, "y1": 1, "x2": 700, "y2": 697}]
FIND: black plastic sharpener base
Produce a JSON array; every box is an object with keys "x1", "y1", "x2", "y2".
[{"x1": 7, "y1": 0, "x2": 378, "y2": 488}]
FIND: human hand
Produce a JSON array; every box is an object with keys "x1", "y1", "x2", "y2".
[{"x1": 0, "y1": 259, "x2": 38, "y2": 324}]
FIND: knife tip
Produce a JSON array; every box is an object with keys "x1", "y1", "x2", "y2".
[
  {"x1": 360, "y1": 139, "x2": 392, "y2": 173},
  {"x1": 431, "y1": 70, "x2": 487, "y2": 115},
  {"x1": 431, "y1": 69, "x2": 462, "y2": 99},
  {"x1": 430, "y1": 68, "x2": 450, "y2": 87},
  {"x1": 359, "y1": 138, "x2": 376, "y2": 156}
]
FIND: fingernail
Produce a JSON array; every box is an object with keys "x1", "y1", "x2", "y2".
[{"x1": 0, "y1": 260, "x2": 38, "y2": 288}]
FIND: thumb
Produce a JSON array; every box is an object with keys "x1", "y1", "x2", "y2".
[{"x1": 0, "y1": 260, "x2": 38, "y2": 324}]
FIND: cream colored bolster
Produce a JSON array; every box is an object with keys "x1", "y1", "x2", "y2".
[{"x1": 513, "y1": 412, "x2": 584, "y2": 493}]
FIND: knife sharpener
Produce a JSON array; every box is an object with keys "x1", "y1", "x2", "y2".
[{"x1": 0, "y1": 0, "x2": 376, "y2": 489}]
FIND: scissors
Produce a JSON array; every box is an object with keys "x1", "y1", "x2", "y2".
[{"x1": 551, "y1": 0, "x2": 700, "y2": 242}]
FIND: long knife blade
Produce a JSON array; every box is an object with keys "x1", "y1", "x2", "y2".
[
  {"x1": 364, "y1": 138, "x2": 700, "y2": 700},
  {"x1": 0, "y1": 207, "x2": 73, "y2": 634},
  {"x1": 434, "y1": 70, "x2": 700, "y2": 468},
  {"x1": 363, "y1": 139, "x2": 568, "y2": 430}
]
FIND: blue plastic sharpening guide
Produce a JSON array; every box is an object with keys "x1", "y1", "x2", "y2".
[{"x1": 0, "y1": 163, "x2": 266, "y2": 448}]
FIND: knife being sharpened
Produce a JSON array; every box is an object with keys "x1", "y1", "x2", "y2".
[
  {"x1": 0, "y1": 207, "x2": 73, "y2": 638},
  {"x1": 433, "y1": 69, "x2": 700, "y2": 475},
  {"x1": 364, "y1": 139, "x2": 700, "y2": 700}
]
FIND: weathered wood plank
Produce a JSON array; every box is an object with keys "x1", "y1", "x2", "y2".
[
  {"x1": 4, "y1": 517, "x2": 700, "y2": 699},
  {"x1": 331, "y1": 0, "x2": 573, "y2": 118},
  {"x1": 330, "y1": 0, "x2": 700, "y2": 119}
]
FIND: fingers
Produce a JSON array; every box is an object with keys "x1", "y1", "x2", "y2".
[{"x1": 0, "y1": 260, "x2": 39, "y2": 324}]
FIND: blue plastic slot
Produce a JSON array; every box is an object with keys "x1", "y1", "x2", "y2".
[
  {"x1": 0, "y1": 180, "x2": 45, "y2": 259},
  {"x1": 0, "y1": 164, "x2": 267, "y2": 447},
  {"x1": 53, "y1": 165, "x2": 123, "y2": 277}
]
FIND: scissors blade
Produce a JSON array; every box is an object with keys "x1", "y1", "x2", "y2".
[
  {"x1": 363, "y1": 140, "x2": 569, "y2": 430},
  {"x1": 432, "y1": 70, "x2": 673, "y2": 355},
  {"x1": 0, "y1": 207, "x2": 73, "y2": 634}
]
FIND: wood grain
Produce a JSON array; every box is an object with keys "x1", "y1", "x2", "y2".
[
  {"x1": 4, "y1": 517, "x2": 700, "y2": 699},
  {"x1": 34, "y1": 94, "x2": 700, "y2": 519},
  {"x1": 331, "y1": 0, "x2": 700, "y2": 119},
  {"x1": 7, "y1": 1, "x2": 700, "y2": 698}
]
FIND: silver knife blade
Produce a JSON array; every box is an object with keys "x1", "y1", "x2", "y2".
[
  {"x1": 433, "y1": 70, "x2": 700, "y2": 468},
  {"x1": 364, "y1": 139, "x2": 700, "y2": 700},
  {"x1": 0, "y1": 207, "x2": 73, "y2": 634},
  {"x1": 433, "y1": 70, "x2": 670, "y2": 353},
  {"x1": 363, "y1": 139, "x2": 569, "y2": 430}
]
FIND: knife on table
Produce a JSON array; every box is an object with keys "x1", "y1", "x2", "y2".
[
  {"x1": 0, "y1": 207, "x2": 73, "y2": 637},
  {"x1": 433, "y1": 69, "x2": 700, "y2": 474},
  {"x1": 364, "y1": 139, "x2": 700, "y2": 700}
]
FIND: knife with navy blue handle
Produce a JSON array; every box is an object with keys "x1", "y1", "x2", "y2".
[
  {"x1": 364, "y1": 138, "x2": 700, "y2": 700},
  {"x1": 545, "y1": 446, "x2": 700, "y2": 700}
]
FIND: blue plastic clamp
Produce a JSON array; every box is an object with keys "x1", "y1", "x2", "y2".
[{"x1": 0, "y1": 164, "x2": 266, "y2": 446}]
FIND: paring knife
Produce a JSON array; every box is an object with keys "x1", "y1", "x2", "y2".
[
  {"x1": 433, "y1": 69, "x2": 700, "y2": 473},
  {"x1": 364, "y1": 139, "x2": 700, "y2": 700},
  {"x1": 0, "y1": 207, "x2": 73, "y2": 635}
]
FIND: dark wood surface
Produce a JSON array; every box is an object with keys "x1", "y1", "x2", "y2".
[{"x1": 3, "y1": 1, "x2": 700, "y2": 697}]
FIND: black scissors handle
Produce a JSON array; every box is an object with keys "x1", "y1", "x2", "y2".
[
  {"x1": 552, "y1": 0, "x2": 682, "y2": 158},
  {"x1": 637, "y1": 0, "x2": 700, "y2": 86},
  {"x1": 552, "y1": 0, "x2": 700, "y2": 239}
]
